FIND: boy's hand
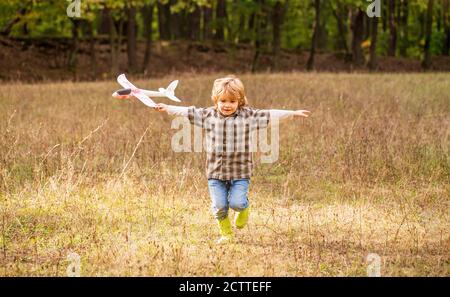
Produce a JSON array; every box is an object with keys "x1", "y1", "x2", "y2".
[
  {"x1": 154, "y1": 103, "x2": 167, "y2": 112},
  {"x1": 294, "y1": 110, "x2": 311, "y2": 118}
]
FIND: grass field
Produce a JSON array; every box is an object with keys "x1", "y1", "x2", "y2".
[{"x1": 0, "y1": 72, "x2": 448, "y2": 276}]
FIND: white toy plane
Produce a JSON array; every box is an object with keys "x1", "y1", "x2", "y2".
[{"x1": 112, "y1": 73, "x2": 181, "y2": 108}]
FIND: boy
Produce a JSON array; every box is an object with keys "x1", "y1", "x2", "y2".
[{"x1": 154, "y1": 76, "x2": 310, "y2": 244}]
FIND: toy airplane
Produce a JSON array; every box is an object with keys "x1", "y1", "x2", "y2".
[{"x1": 112, "y1": 74, "x2": 181, "y2": 108}]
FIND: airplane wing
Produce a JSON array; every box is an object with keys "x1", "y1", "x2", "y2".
[
  {"x1": 117, "y1": 74, "x2": 138, "y2": 90},
  {"x1": 117, "y1": 74, "x2": 180, "y2": 104},
  {"x1": 167, "y1": 94, "x2": 181, "y2": 102},
  {"x1": 133, "y1": 92, "x2": 157, "y2": 108}
]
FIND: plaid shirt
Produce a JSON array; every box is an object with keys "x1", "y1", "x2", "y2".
[
  {"x1": 167, "y1": 105, "x2": 294, "y2": 180},
  {"x1": 187, "y1": 106, "x2": 272, "y2": 180}
]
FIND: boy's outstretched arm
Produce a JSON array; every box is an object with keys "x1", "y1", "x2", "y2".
[
  {"x1": 154, "y1": 103, "x2": 189, "y2": 116},
  {"x1": 155, "y1": 103, "x2": 311, "y2": 120},
  {"x1": 154, "y1": 103, "x2": 207, "y2": 129},
  {"x1": 269, "y1": 109, "x2": 311, "y2": 120}
]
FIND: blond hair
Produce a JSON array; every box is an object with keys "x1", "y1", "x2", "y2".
[{"x1": 211, "y1": 75, "x2": 248, "y2": 107}]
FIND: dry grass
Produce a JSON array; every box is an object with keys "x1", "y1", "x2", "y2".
[{"x1": 0, "y1": 72, "x2": 449, "y2": 276}]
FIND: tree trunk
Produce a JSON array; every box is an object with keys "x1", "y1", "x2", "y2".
[
  {"x1": 364, "y1": 12, "x2": 371, "y2": 40},
  {"x1": 188, "y1": 4, "x2": 201, "y2": 40},
  {"x1": 177, "y1": 12, "x2": 187, "y2": 40},
  {"x1": 351, "y1": 8, "x2": 365, "y2": 66},
  {"x1": 331, "y1": 2, "x2": 350, "y2": 57},
  {"x1": 127, "y1": 5, "x2": 137, "y2": 73},
  {"x1": 388, "y1": 0, "x2": 397, "y2": 56},
  {"x1": 107, "y1": 7, "x2": 119, "y2": 75},
  {"x1": 307, "y1": 0, "x2": 321, "y2": 71},
  {"x1": 437, "y1": 2, "x2": 442, "y2": 31},
  {"x1": 170, "y1": 3, "x2": 182, "y2": 40},
  {"x1": 369, "y1": 16, "x2": 379, "y2": 71},
  {"x1": 237, "y1": 7, "x2": 246, "y2": 43},
  {"x1": 215, "y1": 0, "x2": 227, "y2": 40},
  {"x1": 249, "y1": 11, "x2": 256, "y2": 32},
  {"x1": 68, "y1": 19, "x2": 80, "y2": 80},
  {"x1": 157, "y1": 1, "x2": 171, "y2": 40},
  {"x1": 317, "y1": 18, "x2": 328, "y2": 50},
  {"x1": 21, "y1": 22, "x2": 29, "y2": 36},
  {"x1": 88, "y1": 21, "x2": 97, "y2": 79},
  {"x1": 142, "y1": 4, "x2": 154, "y2": 73},
  {"x1": 443, "y1": 0, "x2": 450, "y2": 55},
  {"x1": 272, "y1": 0, "x2": 288, "y2": 69},
  {"x1": 251, "y1": 1, "x2": 264, "y2": 73},
  {"x1": 399, "y1": 0, "x2": 409, "y2": 57},
  {"x1": 422, "y1": 0, "x2": 434, "y2": 69},
  {"x1": 203, "y1": 5, "x2": 213, "y2": 40},
  {"x1": 418, "y1": 11, "x2": 425, "y2": 41},
  {"x1": 382, "y1": 0, "x2": 388, "y2": 32},
  {"x1": 98, "y1": 8, "x2": 110, "y2": 35}
]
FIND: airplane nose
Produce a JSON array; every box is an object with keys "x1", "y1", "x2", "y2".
[
  {"x1": 112, "y1": 92, "x2": 130, "y2": 99},
  {"x1": 117, "y1": 88, "x2": 132, "y2": 95},
  {"x1": 113, "y1": 88, "x2": 132, "y2": 99}
]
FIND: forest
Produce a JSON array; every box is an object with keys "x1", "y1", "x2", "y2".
[{"x1": 0, "y1": 0, "x2": 449, "y2": 79}]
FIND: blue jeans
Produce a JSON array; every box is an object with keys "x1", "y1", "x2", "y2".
[{"x1": 207, "y1": 178, "x2": 250, "y2": 220}]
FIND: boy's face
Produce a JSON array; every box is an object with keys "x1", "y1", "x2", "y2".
[{"x1": 217, "y1": 94, "x2": 239, "y2": 116}]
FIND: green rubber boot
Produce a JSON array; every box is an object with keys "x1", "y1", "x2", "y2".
[
  {"x1": 216, "y1": 216, "x2": 233, "y2": 244},
  {"x1": 235, "y1": 207, "x2": 250, "y2": 229}
]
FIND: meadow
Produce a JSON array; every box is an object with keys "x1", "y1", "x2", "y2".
[{"x1": 0, "y1": 72, "x2": 448, "y2": 276}]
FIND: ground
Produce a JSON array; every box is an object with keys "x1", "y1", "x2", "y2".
[{"x1": 1, "y1": 37, "x2": 450, "y2": 82}]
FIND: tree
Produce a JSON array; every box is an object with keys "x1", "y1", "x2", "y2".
[
  {"x1": 422, "y1": 0, "x2": 434, "y2": 69},
  {"x1": 142, "y1": 2, "x2": 155, "y2": 73},
  {"x1": 215, "y1": 0, "x2": 228, "y2": 40},
  {"x1": 0, "y1": 0, "x2": 447, "y2": 77},
  {"x1": 105, "y1": 5, "x2": 124, "y2": 76},
  {"x1": 67, "y1": 19, "x2": 80, "y2": 79},
  {"x1": 272, "y1": 0, "x2": 289, "y2": 69},
  {"x1": 127, "y1": 4, "x2": 137, "y2": 73},
  {"x1": 388, "y1": 0, "x2": 398, "y2": 56},
  {"x1": 187, "y1": 2, "x2": 201, "y2": 40},
  {"x1": 331, "y1": 1, "x2": 350, "y2": 58},
  {"x1": 202, "y1": 1, "x2": 213, "y2": 40},
  {"x1": 251, "y1": 0, "x2": 266, "y2": 73},
  {"x1": 81, "y1": 2, "x2": 101, "y2": 80},
  {"x1": 307, "y1": 0, "x2": 321, "y2": 71},
  {"x1": 443, "y1": 0, "x2": 450, "y2": 55},
  {"x1": 399, "y1": 0, "x2": 410, "y2": 57},
  {"x1": 351, "y1": 7, "x2": 365, "y2": 66},
  {"x1": 0, "y1": 2, "x2": 31, "y2": 36},
  {"x1": 157, "y1": 0, "x2": 171, "y2": 40},
  {"x1": 369, "y1": 15, "x2": 379, "y2": 70},
  {"x1": 87, "y1": 20, "x2": 97, "y2": 79},
  {"x1": 170, "y1": 0, "x2": 182, "y2": 40}
]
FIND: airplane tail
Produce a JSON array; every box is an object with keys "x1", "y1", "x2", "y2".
[
  {"x1": 166, "y1": 80, "x2": 178, "y2": 94},
  {"x1": 158, "y1": 80, "x2": 181, "y2": 102}
]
